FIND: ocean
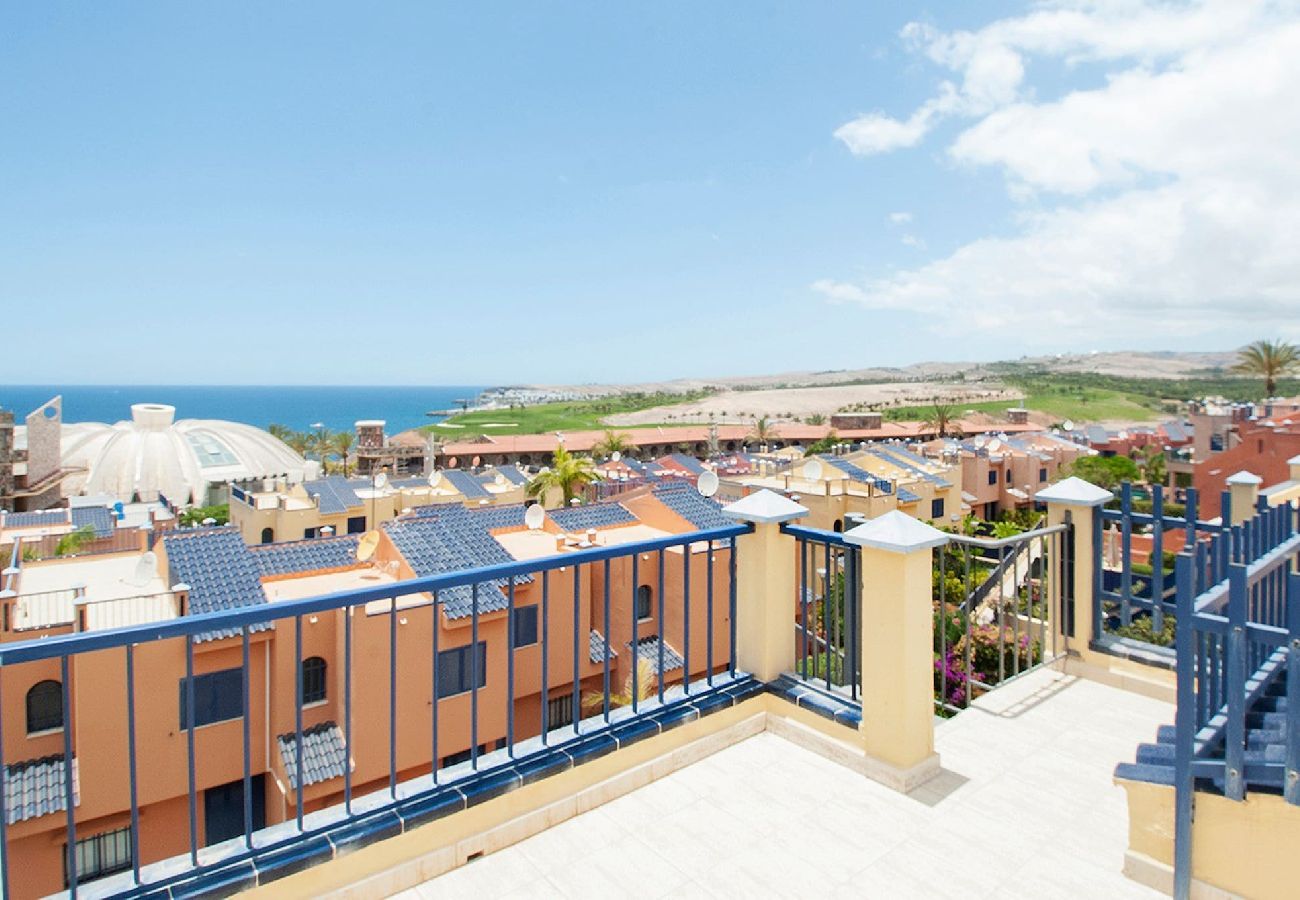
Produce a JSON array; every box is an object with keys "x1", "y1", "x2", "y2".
[{"x1": 0, "y1": 385, "x2": 487, "y2": 435}]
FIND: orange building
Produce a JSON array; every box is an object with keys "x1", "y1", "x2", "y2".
[{"x1": 0, "y1": 484, "x2": 735, "y2": 897}]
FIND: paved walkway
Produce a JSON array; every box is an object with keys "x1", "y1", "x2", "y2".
[{"x1": 399, "y1": 669, "x2": 1170, "y2": 899}]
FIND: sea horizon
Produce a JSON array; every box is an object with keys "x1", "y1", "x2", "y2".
[{"x1": 0, "y1": 384, "x2": 490, "y2": 435}]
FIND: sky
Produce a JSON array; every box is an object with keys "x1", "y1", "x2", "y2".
[{"x1": 3, "y1": 1, "x2": 1297, "y2": 386}]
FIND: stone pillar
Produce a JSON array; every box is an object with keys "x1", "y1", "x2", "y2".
[
  {"x1": 1034, "y1": 476, "x2": 1113, "y2": 652},
  {"x1": 844, "y1": 510, "x2": 948, "y2": 791},
  {"x1": 722, "y1": 489, "x2": 809, "y2": 683},
  {"x1": 1225, "y1": 471, "x2": 1262, "y2": 525}
]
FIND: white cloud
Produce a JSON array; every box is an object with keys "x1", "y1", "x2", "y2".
[
  {"x1": 822, "y1": 0, "x2": 1300, "y2": 344},
  {"x1": 889, "y1": 211, "x2": 913, "y2": 224},
  {"x1": 900, "y1": 234, "x2": 926, "y2": 249}
]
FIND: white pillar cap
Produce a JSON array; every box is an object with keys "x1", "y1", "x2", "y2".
[
  {"x1": 721, "y1": 489, "x2": 808, "y2": 524},
  {"x1": 1225, "y1": 470, "x2": 1263, "y2": 486},
  {"x1": 843, "y1": 510, "x2": 948, "y2": 554},
  {"x1": 1034, "y1": 476, "x2": 1113, "y2": 507}
]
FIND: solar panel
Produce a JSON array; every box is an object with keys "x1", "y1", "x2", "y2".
[
  {"x1": 70, "y1": 506, "x2": 115, "y2": 538},
  {"x1": 442, "y1": 468, "x2": 490, "y2": 499},
  {"x1": 303, "y1": 477, "x2": 362, "y2": 515},
  {"x1": 872, "y1": 446, "x2": 952, "y2": 488},
  {"x1": 549, "y1": 502, "x2": 636, "y2": 531}
]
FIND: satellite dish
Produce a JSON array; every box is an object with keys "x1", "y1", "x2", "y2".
[
  {"x1": 988, "y1": 439, "x2": 1002, "y2": 452},
  {"x1": 1118, "y1": 430, "x2": 1129, "y2": 441},
  {"x1": 804, "y1": 459, "x2": 824, "y2": 481},
  {"x1": 611, "y1": 451, "x2": 621, "y2": 462},
  {"x1": 428, "y1": 471, "x2": 443, "y2": 488},
  {"x1": 698, "y1": 470, "x2": 720, "y2": 498},
  {"x1": 973, "y1": 435, "x2": 987, "y2": 448},
  {"x1": 126, "y1": 552, "x2": 157, "y2": 588},
  {"x1": 356, "y1": 531, "x2": 381, "y2": 562},
  {"x1": 494, "y1": 472, "x2": 506, "y2": 485},
  {"x1": 1063, "y1": 420, "x2": 1075, "y2": 432},
  {"x1": 524, "y1": 504, "x2": 545, "y2": 530},
  {"x1": 374, "y1": 472, "x2": 388, "y2": 490}
]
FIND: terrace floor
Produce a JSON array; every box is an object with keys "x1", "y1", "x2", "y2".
[{"x1": 397, "y1": 669, "x2": 1170, "y2": 899}]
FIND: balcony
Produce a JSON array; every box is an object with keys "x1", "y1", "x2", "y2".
[{"x1": 0, "y1": 480, "x2": 1294, "y2": 898}]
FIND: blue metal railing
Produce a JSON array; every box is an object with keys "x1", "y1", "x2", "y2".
[
  {"x1": 782, "y1": 524, "x2": 861, "y2": 701},
  {"x1": 0, "y1": 521, "x2": 749, "y2": 899},
  {"x1": 1172, "y1": 500, "x2": 1300, "y2": 899},
  {"x1": 1097, "y1": 483, "x2": 1228, "y2": 650}
]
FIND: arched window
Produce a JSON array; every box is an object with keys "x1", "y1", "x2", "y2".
[
  {"x1": 636, "y1": 585, "x2": 653, "y2": 621},
  {"x1": 260, "y1": 527, "x2": 274, "y2": 544},
  {"x1": 27, "y1": 680, "x2": 63, "y2": 734},
  {"x1": 832, "y1": 519, "x2": 843, "y2": 533},
  {"x1": 301, "y1": 657, "x2": 327, "y2": 705}
]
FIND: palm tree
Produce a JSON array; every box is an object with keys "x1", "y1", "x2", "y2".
[
  {"x1": 583, "y1": 658, "x2": 657, "y2": 714},
  {"x1": 267, "y1": 422, "x2": 293, "y2": 442},
  {"x1": 748, "y1": 415, "x2": 776, "y2": 447},
  {"x1": 527, "y1": 445, "x2": 597, "y2": 507},
  {"x1": 332, "y1": 431, "x2": 355, "y2": 477},
  {"x1": 593, "y1": 429, "x2": 633, "y2": 460},
  {"x1": 1232, "y1": 339, "x2": 1299, "y2": 397},
  {"x1": 923, "y1": 402, "x2": 957, "y2": 438},
  {"x1": 311, "y1": 427, "x2": 333, "y2": 473},
  {"x1": 284, "y1": 431, "x2": 312, "y2": 457}
]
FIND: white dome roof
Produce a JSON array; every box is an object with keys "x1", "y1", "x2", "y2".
[{"x1": 62, "y1": 403, "x2": 308, "y2": 506}]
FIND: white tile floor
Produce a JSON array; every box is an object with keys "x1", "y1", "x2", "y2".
[{"x1": 398, "y1": 670, "x2": 1170, "y2": 899}]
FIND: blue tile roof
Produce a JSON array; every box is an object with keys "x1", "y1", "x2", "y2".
[
  {"x1": 442, "y1": 468, "x2": 490, "y2": 500},
  {"x1": 549, "y1": 502, "x2": 636, "y2": 531},
  {"x1": 897, "y1": 486, "x2": 922, "y2": 504},
  {"x1": 163, "y1": 527, "x2": 270, "y2": 641},
  {"x1": 304, "y1": 477, "x2": 362, "y2": 515},
  {"x1": 1086, "y1": 425, "x2": 1111, "y2": 445},
  {"x1": 652, "y1": 483, "x2": 730, "y2": 530},
  {"x1": 630, "y1": 637, "x2": 684, "y2": 675},
  {"x1": 383, "y1": 506, "x2": 525, "y2": 619},
  {"x1": 589, "y1": 629, "x2": 618, "y2": 664},
  {"x1": 70, "y1": 505, "x2": 115, "y2": 538},
  {"x1": 278, "y1": 722, "x2": 348, "y2": 790},
  {"x1": 251, "y1": 535, "x2": 361, "y2": 577},
  {"x1": 4, "y1": 510, "x2": 67, "y2": 529},
  {"x1": 5, "y1": 755, "x2": 79, "y2": 825},
  {"x1": 822, "y1": 456, "x2": 892, "y2": 494}
]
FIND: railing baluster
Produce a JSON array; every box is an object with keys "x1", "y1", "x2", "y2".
[
  {"x1": 706, "y1": 544, "x2": 715, "y2": 686},
  {"x1": 631, "y1": 555, "x2": 639, "y2": 713},
  {"x1": 0, "y1": 666, "x2": 9, "y2": 900},
  {"x1": 683, "y1": 544, "x2": 691, "y2": 696},
  {"x1": 1152, "y1": 485, "x2": 1165, "y2": 634},
  {"x1": 822, "y1": 541, "x2": 832, "y2": 690},
  {"x1": 964, "y1": 542, "x2": 973, "y2": 705},
  {"x1": 126, "y1": 643, "x2": 142, "y2": 882},
  {"x1": 1224, "y1": 563, "x2": 1248, "y2": 801},
  {"x1": 241, "y1": 626, "x2": 252, "y2": 849},
  {"x1": 729, "y1": 536, "x2": 738, "y2": 677},
  {"x1": 938, "y1": 536, "x2": 948, "y2": 707},
  {"x1": 345, "y1": 602, "x2": 354, "y2": 808},
  {"x1": 657, "y1": 549, "x2": 666, "y2": 703},
  {"x1": 1285, "y1": 571, "x2": 1300, "y2": 805},
  {"x1": 471, "y1": 582, "x2": 480, "y2": 769},
  {"x1": 296, "y1": 613, "x2": 306, "y2": 825},
  {"x1": 507, "y1": 576, "x2": 516, "y2": 755},
  {"x1": 1173, "y1": 551, "x2": 1195, "y2": 900},
  {"x1": 185, "y1": 637, "x2": 197, "y2": 867},
  {"x1": 847, "y1": 546, "x2": 859, "y2": 701},
  {"x1": 799, "y1": 537, "x2": 808, "y2": 679},
  {"x1": 59, "y1": 656, "x2": 78, "y2": 898},
  {"x1": 431, "y1": 593, "x2": 438, "y2": 780},
  {"x1": 1120, "y1": 482, "x2": 1133, "y2": 627},
  {"x1": 572, "y1": 564, "x2": 581, "y2": 734},
  {"x1": 603, "y1": 559, "x2": 611, "y2": 721},
  {"x1": 541, "y1": 573, "x2": 550, "y2": 742}
]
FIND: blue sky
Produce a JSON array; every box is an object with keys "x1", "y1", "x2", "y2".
[{"x1": 3, "y1": 2, "x2": 1288, "y2": 386}]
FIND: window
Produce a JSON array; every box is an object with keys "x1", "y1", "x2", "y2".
[
  {"x1": 26, "y1": 680, "x2": 63, "y2": 734},
  {"x1": 303, "y1": 527, "x2": 318, "y2": 539},
  {"x1": 930, "y1": 498, "x2": 944, "y2": 519},
  {"x1": 179, "y1": 667, "x2": 244, "y2": 728},
  {"x1": 66, "y1": 827, "x2": 132, "y2": 886},
  {"x1": 512, "y1": 605, "x2": 538, "y2": 648},
  {"x1": 346, "y1": 516, "x2": 367, "y2": 534},
  {"x1": 636, "y1": 585, "x2": 653, "y2": 620},
  {"x1": 546, "y1": 694, "x2": 574, "y2": 730},
  {"x1": 1039, "y1": 467, "x2": 1048, "y2": 482},
  {"x1": 301, "y1": 657, "x2": 327, "y2": 704},
  {"x1": 1005, "y1": 470, "x2": 1011, "y2": 483},
  {"x1": 436, "y1": 642, "x2": 487, "y2": 698},
  {"x1": 987, "y1": 471, "x2": 997, "y2": 486}
]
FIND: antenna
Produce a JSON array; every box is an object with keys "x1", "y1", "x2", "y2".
[
  {"x1": 525, "y1": 504, "x2": 545, "y2": 530},
  {"x1": 697, "y1": 470, "x2": 720, "y2": 498},
  {"x1": 356, "y1": 530, "x2": 381, "y2": 562},
  {"x1": 804, "y1": 459, "x2": 824, "y2": 481}
]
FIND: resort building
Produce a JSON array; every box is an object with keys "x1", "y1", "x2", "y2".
[
  {"x1": 0, "y1": 397, "x2": 71, "y2": 514},
  {"x1": 227, "y1": 465, "x2": 530, "y2": 546},
  {"x1": 924, "y1": 432, "x2": 1091, "y2": 520},
  {"x1": 353, "y1": 421, "x2": 432, "y2": 477},
  {"x1": 1190, "y1": 423, "x2": 1300, "y2": 520},
  {"x1": 0, "y1": 482, "x2": 734, "y2": 897},
  {"x1": 720, "y1": 444, "x2": 964, "y2": 531},
  {"x1": 60, "y1": 404, "x2": 311, "y2": 508}
]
